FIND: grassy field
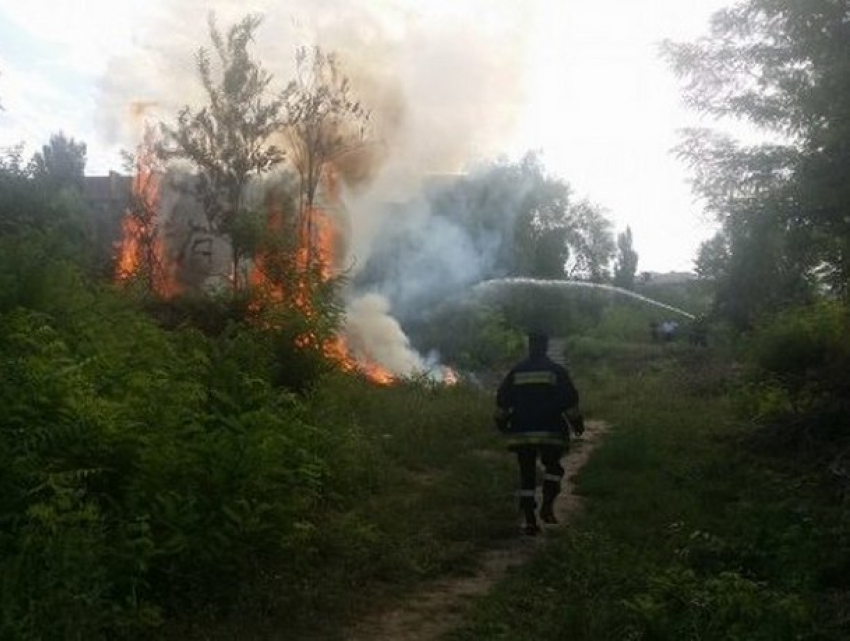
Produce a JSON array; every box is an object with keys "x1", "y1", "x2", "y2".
[{"x1": 449, "y1": 339, "x2": 850, "y2": 640}]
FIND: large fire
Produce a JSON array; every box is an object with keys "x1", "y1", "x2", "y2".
[{"x1": 115, "y1": 156, "x2": 406, "y2": 385}]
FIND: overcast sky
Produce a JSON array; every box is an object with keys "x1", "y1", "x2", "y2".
[{"x1": 0, "y1": 0, "x2": 735, "y2": 273}]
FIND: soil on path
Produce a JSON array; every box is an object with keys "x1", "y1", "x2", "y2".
[{"x1": 347, "y1": 420, "x2": 608, "y2": 641}]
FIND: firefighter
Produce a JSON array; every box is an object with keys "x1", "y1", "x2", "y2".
[{"x1": 495, "y1": 332, "x2": 584, "y2": 535}]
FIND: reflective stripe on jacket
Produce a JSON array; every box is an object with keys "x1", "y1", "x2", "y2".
[{"x1": 496, "y1": 354, "x2": 579, "y2": 443}]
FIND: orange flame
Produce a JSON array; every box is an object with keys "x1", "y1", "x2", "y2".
[
  {"x1": 115, "y1": 145, "x2": 407, "y2": 385},
  {"x1": 443, "y1": 367, "x2": 459, "y2": 386},
  {"x1": 311, "y1": 210, "x2": 396, "y2": 384},
  {"x1": 115, "y1": 140, "x2": 180, "y2": 298},
  {"x1": 249, "y1": 184, "x2": 396, "y2": 385},
  {"x1": 309, "y1": 209, "x2": 396, "y2": 384},
  {"x1": 323, "y1": 335, "x2": 395, "y2": 385},
  {"x1": 115, "y1": 214, "x2": 142, "y2": 280}
]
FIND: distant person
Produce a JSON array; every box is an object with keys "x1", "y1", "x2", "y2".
[
  {"x1": 669, "y1": 320, "x2": 680, "y2": 340},
  {"x1": 650, "y1": 320, "x2": 660, "y2": 342},
  {"x1": 495, "y1": 332, "x2": 584, "y2": 535},
  {"x1": 660, "y1": 320, "x2": 678, "y2": 342}
]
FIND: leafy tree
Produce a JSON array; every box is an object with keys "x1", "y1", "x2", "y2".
[
  {"x1": 511, "y1": 172, "x2": 573, "y2": 279},
  {"x1": 31, "y1": 132, "x2": 87, "y2": 193},
  {"x1": 0, "y1": 146, "x2": 41, "y2": 236},
  {"x1": 1, "y1": 144, "x2": 93, "y2": 268},
  {"x1": 675, "y1": 131, "x2": 816, "y2": 326},
  {"x1": 511, "y1": 155, "x2": 613, "y2": 281},
  {"x1": 694, "y1": 231, "x2": 730, "y2": 283},
  {"x1": 509, "y1": 161, "x2": 611, "y2": 281},
  {"x1": 441, "y1": 153, "x2": 614, "y2": 281},
  {"x1": 159, "y1": 13, "x2": 286, "y2": 291},
  {"x1": 355, "y1": 153, "x2": 615, "y2": 326},
  {"x1": 613, "y1": 226, "x2": 639, "y2": 290},
  {"x1": 664, "y1": 0, "x2": 850, "y2": 324},
  {"x1": 563, "y1": 199, "x2": 615, "y2": 282},
  {"x1": 282, "y1": 45, "x2": 371, "y2": 270}
]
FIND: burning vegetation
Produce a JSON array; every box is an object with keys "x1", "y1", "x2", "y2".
[
  {"x1": 115, "y1": 153, "x2": 401, "y2": 384},
  {"x1": 112, "y1": 15, "x2": 460, "y2": 386},
  {"x1": 114, "y1": 133, "x2": 180, "y2": 298}
]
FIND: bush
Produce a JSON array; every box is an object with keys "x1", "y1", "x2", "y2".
[
  {"x1": 742, "y1": 302, "x2": 850, "y2": 444},
  {"x1": 622, "y1": 566, "x2": 809, "y2": 640},
  {"x1": 1, "y1": 168, "x2": 515, "y2": 638},
  {"x1": 0, "y1": 240, "x2": 516, "y2": 638},
  {"x1": 410, "y1": 301, "x2": 524, "y2": 372},
  {"x1": 0, "y1": 251, "x2": 343, "y2": 636}
]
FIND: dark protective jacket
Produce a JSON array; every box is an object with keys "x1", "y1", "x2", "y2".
[{"x1": 496, "y1": 354, "x2": 580, "y2": 447}]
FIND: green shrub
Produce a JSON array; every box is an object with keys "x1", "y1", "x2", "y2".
[
  {"x1": 622, "y1": 566, "x2": 809, "y2": 640},
  {"x1": 743, "y1": 302, "x2": 850, "y2": 443},
  {"x1": 410, "y1": 301, "x2": 524, "y2": 372},
  {"x1": 0, "y1": 254, "x2": 515, "y2": 638},
  {"x1": 750, "y1": 303, "x2": 848, "y2": 392}
]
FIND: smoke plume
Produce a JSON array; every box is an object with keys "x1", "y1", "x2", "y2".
[
  {"x1": 343, "y1": 293, "x2": 426, "y2": 376},
  {"x1": 99, "y1": 0, "x2": 537, "y2": 377}
]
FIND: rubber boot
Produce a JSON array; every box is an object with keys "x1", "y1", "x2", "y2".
[
  {"x1": 540, "y1": 480, "x2": 559, "y2": 524},
  {"x1": 521, "y1": 500, "x2": 540, "y2": 536},
  {"x1": 523, "y1": 513, "x2": 541, "y2": 536},
  {"x1": 539, "y1": 504, "x2": 557, "y2": 525}
]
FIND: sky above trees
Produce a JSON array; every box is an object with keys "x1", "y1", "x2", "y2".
[{"x1": 0, "y1": 0, "x2": 738, "y2": 272}]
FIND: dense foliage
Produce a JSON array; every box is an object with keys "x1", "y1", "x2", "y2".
[
  {"x1": 0, "y1": 225, "x2": 513, "y2": 638},
  {"x1": 0, "y1": 129, "x2": 514, "y2": 638},
  {"x1": 665, "y1": 0, "x2": 850, "y2": 454},
  {"x1": 665, "y1": 0, "x2": 850, "y2": 325}
]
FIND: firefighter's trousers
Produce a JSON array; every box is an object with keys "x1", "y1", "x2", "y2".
[{"x1": 514, "y1": 444, "x2": 565, "y2": 522}]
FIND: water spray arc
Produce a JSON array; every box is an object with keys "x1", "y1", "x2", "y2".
[{"x1": 472, "y1": 278, "x2": 696, "y2": 320}]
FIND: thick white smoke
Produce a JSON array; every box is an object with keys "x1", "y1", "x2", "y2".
[
  {"x1": 98, "y1": 0, "x2": 537, "y2": 377},
  {"x1": 343, "y1": 293, "x2": 425, "y2": 375}
]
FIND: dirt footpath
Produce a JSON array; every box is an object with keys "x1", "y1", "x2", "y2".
[{"x1": 347, "y1": 420, "x2": 608, "y2": 641}]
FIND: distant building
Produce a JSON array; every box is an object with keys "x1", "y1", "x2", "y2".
[
  {"x1": 83, "y1": 172, "x2": 131, "y2": 214},
  {"x1": 81, "y1": 171, "x2": 343, "y2": 292}
]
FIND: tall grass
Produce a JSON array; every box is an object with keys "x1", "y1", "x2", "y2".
[{"x1": 0, "y1": 257, "x2": 518, "y2": 639}]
